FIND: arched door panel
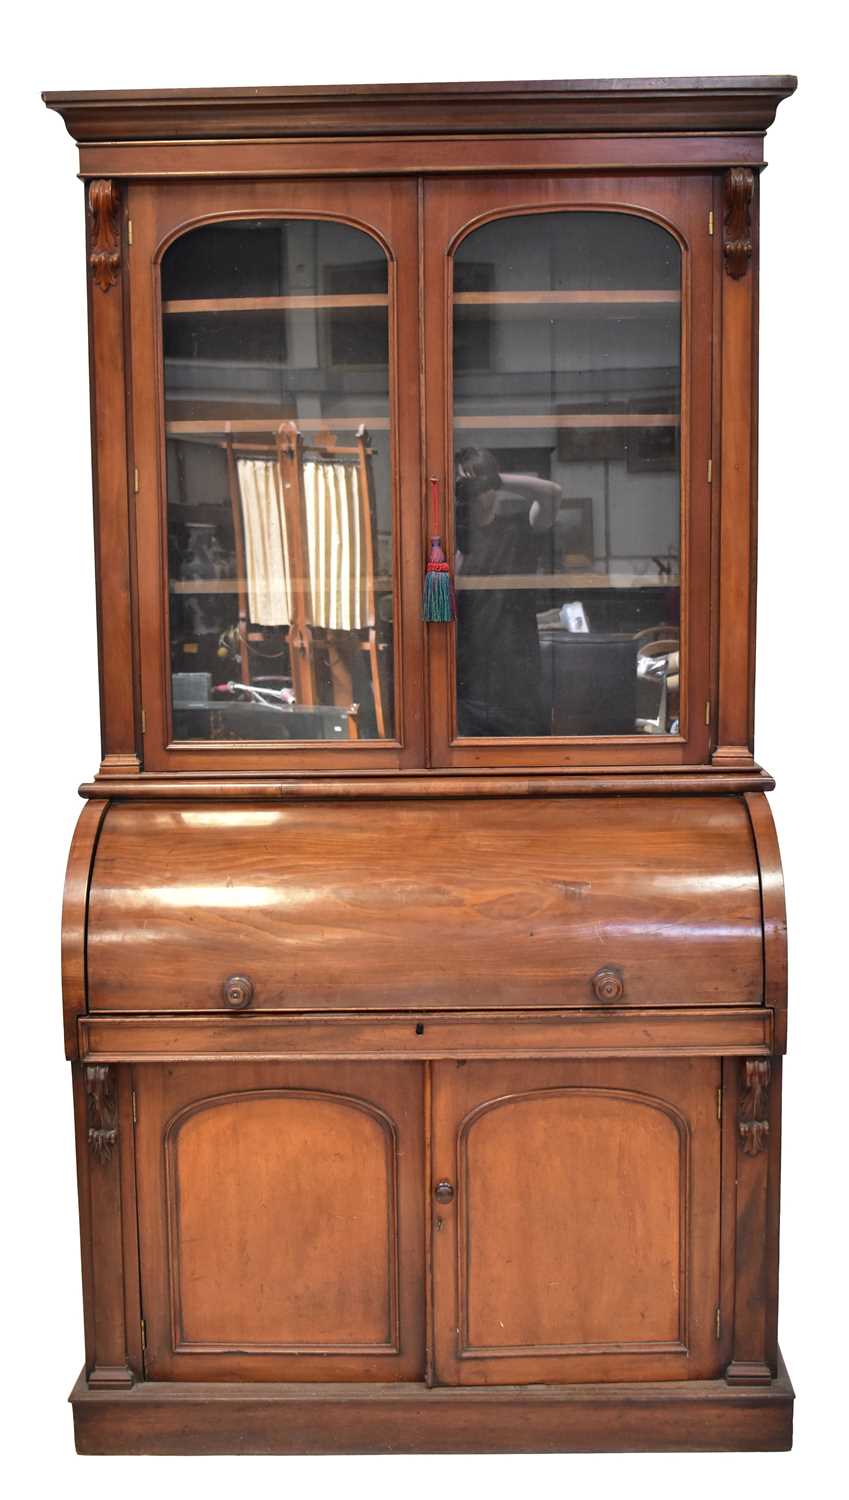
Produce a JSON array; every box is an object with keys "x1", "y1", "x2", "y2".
[
  {"x1": 134, "y1": 1061, "x2": 425, "y2": 1381},
  {"x1": 432, "y1": 1059, "x2": 721, "y2": 1384}
]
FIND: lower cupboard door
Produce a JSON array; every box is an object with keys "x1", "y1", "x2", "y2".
[
  {"x1": 431, "y1": 1059, "x2": 722, "y2": 1385},
  {"x1": 133, "y1": 1061, "x2": 425, "y2": 1380}
]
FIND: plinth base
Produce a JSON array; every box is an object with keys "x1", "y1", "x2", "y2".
[{"x1": 71, "y1": 1352, "x2": 794, "y2": 1454}]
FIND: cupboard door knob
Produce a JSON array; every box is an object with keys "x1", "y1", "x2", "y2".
[
  {"x1": 222, "y1": 975, "x2": 254, "y2": 1010},
  {"x1": 434, "y1": 1180, "x2": 455, "y2": 1205},
  {"x1": 592, "y1": 965, "x2": 624, "y2": 1003}
]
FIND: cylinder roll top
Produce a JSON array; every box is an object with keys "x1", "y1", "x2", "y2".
[{"x1": 86, "y1": 795, "x2": 765, "y2": 1012}]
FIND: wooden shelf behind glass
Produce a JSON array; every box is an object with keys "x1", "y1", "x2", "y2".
[
  {"x1": 454, "y1": 413, "x2": 679, "y2": 429},
  {"x1": 454, "y1": 290, "x2": 680, "y2": 305},
  {"x1": 163, "y1": 294, "x2": 389, "y2": 314},
  {"x1": 166, "y1": 417, "x2": 391, "y2": 434}
]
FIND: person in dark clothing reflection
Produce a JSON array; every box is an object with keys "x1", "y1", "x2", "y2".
[{"x1": 454, "y1": 446, "x2": 562, "y2": 737}]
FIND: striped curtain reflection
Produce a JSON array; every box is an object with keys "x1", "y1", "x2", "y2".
[{"x1": 236, "y1": 458, "x2": 365, "y2": 629}]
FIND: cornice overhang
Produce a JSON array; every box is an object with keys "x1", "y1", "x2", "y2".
[{"x1": 43, "y1": 75, "x2": 798, "y2": 144}]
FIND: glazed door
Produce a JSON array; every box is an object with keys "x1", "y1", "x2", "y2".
[
  {"x1": 431, "y1": 1059, "x2": 722, "y2": 1384},
  {"x1": 128, "y1": 177, "x2": 424, "y2": 772},
  {"x1": 423, "y1": 175, "x2": 714, "y2": 768},
  {"x1": 133, "y1": 1061, "x2": 425, "y2": 1380}
]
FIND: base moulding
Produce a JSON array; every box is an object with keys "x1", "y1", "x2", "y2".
[{"x1": 71, "y1": 1352, "x2": 794, "y2": 1454}]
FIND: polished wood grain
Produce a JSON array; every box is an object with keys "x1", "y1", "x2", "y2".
[
  {"x1": 432, "y1": 1059, "x2": 721, "y2": 1384},
  {"x1": 133, "y1": 1061, "x2": 425, "y2": 1381},
  {"x1": 77, "y1": 1008, "x2": 775, "y2": 1063},
  {"x1": 85, "y1": 796, "x2": 764, "y2": 1012}
]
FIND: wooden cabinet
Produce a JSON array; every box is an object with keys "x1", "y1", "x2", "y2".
[{"x1": 47, "y1": 76, "x2": 796, "y2": 1454}]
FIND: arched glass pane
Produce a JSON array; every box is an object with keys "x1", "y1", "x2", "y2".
[
  {"x1": 162, "y1": 219, "x2": 393, "y2": 742},
  {"x1": 453, "y1": 212, "x2": 681, "y2": 738}
]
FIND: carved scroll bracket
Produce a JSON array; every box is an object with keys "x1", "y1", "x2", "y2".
[
  {"x1": 738, "y1": 1057, "x2": 771, "y2": 1156},
  {"x1": 723, "y1": 167, "x2": 754, "y2": 279},
  {"x1": 85, "y1": 1063, "x2": 118, "y2": 1164},
  {"x1": 88, "y1": 179, "x2": 121, "y2": 292}
]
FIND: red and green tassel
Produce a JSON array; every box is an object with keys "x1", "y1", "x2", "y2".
[{"x1": 422, "y1": 477, "x2": 455, "y2": 622}]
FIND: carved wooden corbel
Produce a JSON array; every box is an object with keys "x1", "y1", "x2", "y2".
[
  {"x1": 88, "y1": 179, "x2": 121, "y2": 292},
  {"x1": 738, "y1": 1057, "x2": 770, "y2": 1156},
  {"x1": 85, "y1": 1063, "x2": 118, "y2": 1164},
  {"x1": 722, "y1": 167, "x2": 754, "y2": 279}
]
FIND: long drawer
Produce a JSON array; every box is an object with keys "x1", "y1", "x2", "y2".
[{"x1": 85, "y1": 795, "x2": 767, "y2": 1013}]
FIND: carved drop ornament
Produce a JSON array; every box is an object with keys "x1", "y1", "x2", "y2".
[
  {"x1": 738, "y1": 1057, "x2": 771, "y2": 1156},
  {"x1": 85, "y1": 1063, "x2": 118, "y2": 1164},
  {"x1": 88, "y1": 179, "x2": 121, "y2": 293},
  {"x1": 723, "y1": 167, "x2": 754, "y2": 280}
]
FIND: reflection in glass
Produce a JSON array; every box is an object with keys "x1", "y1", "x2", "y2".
[
  {"x1": 453, "y1": 212, "x2": 682, "y2": 739},
  {"x1": 162, "y1": 220, "x2": 393, "y2": 742}
]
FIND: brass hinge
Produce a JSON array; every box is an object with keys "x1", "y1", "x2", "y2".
[
  {"x1": 705, "y1": 700, "x2": 711, "y2": 726},
  {"x1": 715, "y1": 1307, "x2": 721, "y2": 1340},
  {"x1": 716, "y1": 1086, "x2": 722, "y2": 1122},
  {"x1": 707, "y1": 458, "x2": 713, "y2": 483},
  {"x1": 133, "y1": 466, "x2": 139, "y2": 495},
  {"x1": 131, "y1": 1090, "x2": 137, "y2": 1125},
  {"x1": 708, "y1": 210, "x2": 714, "y2": 237},
  {"x1": 141, "y1": 708, "x2": 147, "y2": 735},
  {"x1": 140, "y1": 1318, "x2": 147, "y2": 1352},
  {"x1": 127, "y1": 219, "x2": 133, "y2": 246}
]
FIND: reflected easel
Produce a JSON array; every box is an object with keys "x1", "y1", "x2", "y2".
[{"x1": 224, "y1": 421, "x2": 386, "y2": 739}]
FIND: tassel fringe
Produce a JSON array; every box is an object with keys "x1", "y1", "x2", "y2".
[{"x1": 422, "y1": 536, "x2": 455, "y2": 622}]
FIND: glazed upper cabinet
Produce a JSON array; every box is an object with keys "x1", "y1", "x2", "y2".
[{"x1": 126, "y1": 170, "x2": 715, "y2": 772}]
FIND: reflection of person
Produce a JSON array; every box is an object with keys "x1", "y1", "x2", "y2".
[{"x1": 454, "y1": 447, "x2": 561, "y2": 736}]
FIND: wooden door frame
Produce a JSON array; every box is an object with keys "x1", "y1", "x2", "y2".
[
  {"x1": 422, "y1": 173, "x2": 715, "y2": 770},
  {"x1": 127, "y1": 176, "x2": 425, "y2": 772}
]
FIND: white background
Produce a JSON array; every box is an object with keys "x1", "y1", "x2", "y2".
[{"x1": 2, "y1": 3, "x2": 846, "y2": 1491}]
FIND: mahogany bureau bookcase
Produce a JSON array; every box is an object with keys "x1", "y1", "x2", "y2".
[{"x1": 45, "y1": 76, "x2": 796, "y2": 1454}]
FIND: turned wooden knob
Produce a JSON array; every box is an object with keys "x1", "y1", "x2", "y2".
[
  {"x1": 222, "y1": 975, "x2": 254, "y2": 1010},
  {"x1": 434, "y1": 1180, "x2": 455, "y2": 1205},
  {"x1": 591, "y1": 966, "x2": 624, "y2": 1003}
]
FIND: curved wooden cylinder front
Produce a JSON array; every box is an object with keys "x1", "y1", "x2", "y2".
[{"x1": 84, "y1": 795, "x2": 767, "y2": 1012}]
